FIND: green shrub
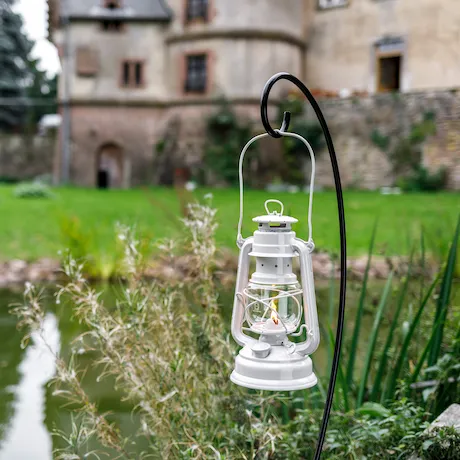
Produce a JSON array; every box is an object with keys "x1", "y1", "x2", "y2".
[
  {"x1": 387, "y1": 114, "x2": 440, "y2": 189},
  {"x1": 204, "y1": 99, "x2": 255, "y2": 186},
  {"x1": 397, "y1": 166, "x2": 448, "y2": 192},
  {"x1": 278, "y1": 95, "x2": 325, "y2": 185},
  {"x1": 0, "y1": 176, "x2": 20, "y2": 184},
  {"x1": 412, "y1": 427, "x2": 460, "y2": 460},
  {"x1": 370, "y1": 129, "x2": 390, "y2": 151},
  {"x1": 58, "y1": 214, "x2": 150, "y2": 281},
  {"x1": 13, "y1": 181, "x2": 54, "y2": 199}
]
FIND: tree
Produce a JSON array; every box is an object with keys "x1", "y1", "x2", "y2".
[
  {"x1": 25, "y1": 57, "x2": 58, "y2": 127},
  {"x1": 0, "y1": 0, "x2": 33, "y2": 131}
]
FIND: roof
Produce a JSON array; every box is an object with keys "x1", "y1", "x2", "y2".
[{"x1": 64, "y1": 0, "x2": 173, "y2": 21}]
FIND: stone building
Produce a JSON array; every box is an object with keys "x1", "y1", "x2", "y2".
[{"x1": 48, "y1": 0, "x2": 460, "y2": 189}]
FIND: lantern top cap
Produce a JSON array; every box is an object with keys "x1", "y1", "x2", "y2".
[
  {"x1": 252, "y1": 199, "x2": 298, "y2": 224},
  {"x1": 253, "y1": 214, "x2": 298, "y2": 224}
]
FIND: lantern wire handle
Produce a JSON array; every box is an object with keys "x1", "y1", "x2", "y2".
[
  {"x1": 260, "y1": 72, "x2": 347, "y2": 460},
  {"x1": 237, "y1": 132, "x2": 316, "y2": 248},
  {"x1": 264, "y1": 199, "x2": 284, "y2": 216}
]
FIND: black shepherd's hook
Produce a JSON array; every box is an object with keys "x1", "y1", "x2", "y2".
[{"x1": 260, "y1": 72, "x2": 347, "y2": 460}]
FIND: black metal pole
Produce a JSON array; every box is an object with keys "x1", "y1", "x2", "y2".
[{"x1": 259, "y1": 72, "x2": 347, "y2": 460}]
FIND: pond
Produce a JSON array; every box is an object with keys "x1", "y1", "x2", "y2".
[
  {"x1": 0, "y1": 279, "x2": 452, "y2": 459},
  {"x1": 0, "y1": 285, "x2": 151, "y2": 459}
]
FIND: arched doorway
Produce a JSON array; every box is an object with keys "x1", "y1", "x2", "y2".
[{"x1": 96, "y1": 143, "x2": 123, "y2": 189}]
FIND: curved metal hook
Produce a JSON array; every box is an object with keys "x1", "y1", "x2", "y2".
[
  {"x1": 261, "y1": 72, "x2": 327, "y2": 140},
  {"x1": 260, "y1": 72, "x2": 292, "y2": 137}
]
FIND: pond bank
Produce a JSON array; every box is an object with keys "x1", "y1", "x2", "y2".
[{"x1": 0, "y1": 252, "x2": 435, "y2": 287}]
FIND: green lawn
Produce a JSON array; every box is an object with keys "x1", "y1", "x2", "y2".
[{"x1": 0, "y1": 185, "x2": 459, "y2": 260}]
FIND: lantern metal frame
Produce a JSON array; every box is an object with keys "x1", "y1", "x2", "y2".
[
  {"x1": 232, "y1": 132, "x2": 319, "y2": 357},
  {"x1": 236, "y1": 72, "x2": 347, "y2": 460}
]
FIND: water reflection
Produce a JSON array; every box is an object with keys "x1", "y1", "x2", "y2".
[
  {"x1": 0, "y1": 289, "x2": 25, "y2": 450},
  {"x1": 0, "y1": 314, "x2": 60, "y2": 460}
]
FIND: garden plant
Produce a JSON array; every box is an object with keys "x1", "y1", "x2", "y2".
[{"x1": 11, "y1": 202, "x2": 460, "y2": 459}]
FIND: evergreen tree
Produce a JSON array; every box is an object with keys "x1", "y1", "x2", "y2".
[
  {"x1": 0, "y1": 0, "x2": 33, "y2": 131},
  {"x1": 26, "y1": 57, "x2": 58, "y2": 127}
]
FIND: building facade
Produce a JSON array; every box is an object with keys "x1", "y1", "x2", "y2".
[
  {"x1": 49, "y1": 0, "x2": 307, "y2": 187},
  {"x1": 306, "y1": 0, "x2": 460, "y2": 95},
  {"x1": 48, "y1": 0, "x2": 460, "y2": 188}
]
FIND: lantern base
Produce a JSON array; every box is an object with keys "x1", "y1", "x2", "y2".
[{"x1": 231, "y1": 345, "x2": 317, "y2": 391}]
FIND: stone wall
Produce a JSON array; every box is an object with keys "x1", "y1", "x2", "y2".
[
  {"x1": 0, "y1": 134, "x2": 56, "y2": 182},
  {"x1": 305, "y1": 89, "x2": 460, "y2": 190},
  {"x1": 63, "y1": 102, "x2": 280, "y2": 187},
  {"x1": 64, "y1": 105, "x2": 166, "y2": 187},
  {"x1": 64, "y1": 89, "x2": 460, "y2": 190}
]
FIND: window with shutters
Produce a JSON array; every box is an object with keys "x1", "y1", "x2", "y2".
[
  {"x1": 76, "y1": 47, "x2": 99, "y2": 77},
  {"x1": 120, "y1": 60, "x2": 145, "y2": 88}
]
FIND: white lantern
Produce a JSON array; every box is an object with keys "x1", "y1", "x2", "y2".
[{"x1": 231, "y1": 132, "x2": 320, "y2": 391}]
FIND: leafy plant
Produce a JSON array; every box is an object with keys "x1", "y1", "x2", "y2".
[
  {"x1": 57, "y1": 215, "x2": 140, "y2": 280},
  {"x1": 13, "y1": 181, "x2": 54, "y2": 199},
  {"x1": 370, "y1": 129, "x2": 390, "y2": 151},
  {"x1": 371, "y1": 111, "x2": 444, "y2": 191},
  {"x1": 346, "y1": 221, "x2": 378, "y2": 388},
  {"x1": 411, "y1": 426, "x2": 460, "y2": 460},
  {"x1": 204, "y1": 99, "x2": 255, "y2": 186},
  {"x1": 397, "y1": 166, "x2": 448, "y2": 192},
  {"x1": 329, "y1": 217, "x2": 460, "y2": 415},
  {"x1": 278, "y1": 94, "x2": 324, "y2": 185},
  {"x1": 389, "y1": 114, "x2": 436, "y2": 175},
  {"x1": 421, "y1": 349, "x2": 460, "y2": 417},
  {"x1": 282, "y1": 399, "x2": 430, "y2": 459},
  {"x1": 10, "y1": 203, "x2": 460, "y2": 459},
  {"x1": 385, "y1": 113, "x2": 443, "y2": 192}
]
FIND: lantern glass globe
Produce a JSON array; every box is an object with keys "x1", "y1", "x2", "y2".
[{"x1": 244, "y1": 282, "x2": 302, "y2": 334}]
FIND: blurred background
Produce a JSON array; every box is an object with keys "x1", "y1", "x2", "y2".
[{"x1": 0, "y1": 0, "x2": 459, "y2": 459}]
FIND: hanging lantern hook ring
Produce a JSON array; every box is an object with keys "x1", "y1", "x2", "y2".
[
  {"x1": 260, "y1": 73, "x2": 295, "y2": 137},
  {"x1": 261, "y1": 72, "x2": 326, "y2": 138}
]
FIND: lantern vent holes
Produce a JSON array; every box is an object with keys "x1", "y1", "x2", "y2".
[{"x1": 269, "y1": 222, "x2": 287, "y2": 228}]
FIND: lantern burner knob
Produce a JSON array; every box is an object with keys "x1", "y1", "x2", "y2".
[{"x1": 251, "y1": 341, "x2": 271, "y2": 358}]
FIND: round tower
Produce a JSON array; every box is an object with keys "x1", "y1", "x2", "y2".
[
  {"x1": 166, "y1": 0, "x2": 307, "y2": 102},
  {"x1": 161, "y1": 0, "x2": 309, "y2": 184}
]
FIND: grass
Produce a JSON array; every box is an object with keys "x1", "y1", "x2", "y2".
[{"x1": 0, "y1": 184, "x2": 459, "y2": 260}]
